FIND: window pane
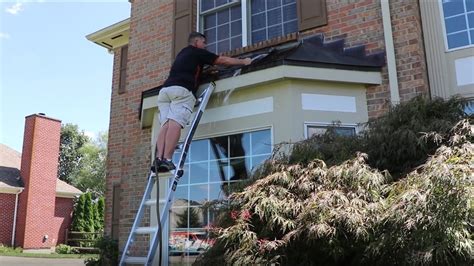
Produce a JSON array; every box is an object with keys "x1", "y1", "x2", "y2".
[
  {"x1": 267, "y1": 0, "x2": 281, "y2": 9},
  {"x1": 231, "y1": 36, "x2": 242, "y2": 50},
  {"x1": 190, "y1": 139, "x2": 209, "y2": 162},
  {"x1": 201, "y1": 0, "x2": 214, "y2": 12},
  {"x1": 268, "y1": 24, "x2": 283, "y2": 39},
  {"x1": 231, "y1": 20, "x2": 242, "y2": 36},
  {"x1": 205, "y1": 28, "x2": 217, "y2": 44},
  {"x1": 471, "y1": 29, "x2": 474, "y2": 44},
  {"x1": 204, "y1": 13, "x2": 217, "y2": 28},
  {"x1": 210, "y1": 160, "x2": 225, "y2": 182},
  {"x1": 189, "y1": 184, "x2": 208, "y2": 206},
  {"x1": 231, "y1": 5, "x2": 241, "y2": 20},
  {"x1": 443, "y1": 0, "x2": 465, "y2": 17},
  {"x1": 217, "y1": 24, "x2": 230, "y2": 39},
  {"x1": 170, "y1": 208, "x2": 188, "y2": 229},
  {"x1": 217, "y1": 9, "x2": 230, "y2": 24},
  {"x1": 216, "y1": 0, "x2": 230, "y2": 7},
  {"x1": 284, "y1": 21, "x2": 298, "y2": 35},
  {"x1": 252, "y1": 29, "x2": 267, "y2": 43},
  {"x1": 210, "y1": 136, "x2": 228, "y2": 160},
  {"x1": 467, "y1": 0, "x2": 474, "y2": 12},
  {"x1": 217, "y1": 39, "x2": 230, "y2": 53},
  {"x1": 252, "y1": 13, "x2": 266, "y2": 30},
  {"x1": 251, "y1": 155, "x2": 269, "y2": 172},
  {"x1": 251, "y1": 130, "x2": 272, "y2": 155},
  {"x1": 334, "y1": 127, "x2": 356, "y2": 136},
  {"x1": 283, "y1": 3, "x2": 297, "y2": 20},
  {"x1": 445, "y1": 15, "x2": 467, "y2": 33},
  {"x1": 229, "y1": 157, "x2": 249, "y2": 181},
  {"x1": 172, "y1": 185, "x2": 188, "y2": 208},
  {"x1": 468, "y1": 12, "x2": 474, "y2": 28},
  {"x1": 251, "y1": 0, "x2": 265, "y2": 13},
  {"x1": 209, "y1": 183, "x2": 227, "y2": 201},
  {"x1": 190, "y1": 162, "x2": 208, "y2": 184},
  {"x1": 447, "y1": 31, "x2": 470, "y2": 48},
  {"x1": 188, "y1": 207, "x2": 204, "y2": 228},
  {"x1": 267, "y1": 8, "x2": 282, "y2": 26},
  {"x1": 229, "y1": 133, "x2": 250, "y2": 157},
  {"x1": 206, "y1": 43, "x2": 217, "y2": 54}
]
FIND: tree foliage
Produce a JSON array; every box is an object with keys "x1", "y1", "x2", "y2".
[
  {"x1": 58, "y1": 124, "x2": 89, "y2": 183},
  {"x1": 196, "y1": 111, "x2": 473, "y2": 264},
  {"x1": 71, "y1": 132, "x2": 107, "y2": 198}
]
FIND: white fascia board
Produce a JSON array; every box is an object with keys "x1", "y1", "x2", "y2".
[
  {"x1": 0, "y1": 186, "x2": 24, "y2": 194},
  {"x1": 141, "y1": 65, "x2": 382, "y2": 128}
]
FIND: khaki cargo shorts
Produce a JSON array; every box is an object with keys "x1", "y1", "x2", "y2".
[{"x1": 157, "y1": 86, "x2": 196, "y2": 128}]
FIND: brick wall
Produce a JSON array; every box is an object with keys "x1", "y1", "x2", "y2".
[
  {"x1": 105, "y1": 0, "x2": 175, "y2": 249},
  {"x1": 16, "y1": 114, "x2": 61, "y2": 249},
  {"x1": 0, "y1": 193, "x2": 16, "y2": 246},
  {"x1": 52, "y1": 197, "x2": 74, "y2": 245},
  {"x1": 105, "y1": 0, "x2": 430, "y2": 249}
]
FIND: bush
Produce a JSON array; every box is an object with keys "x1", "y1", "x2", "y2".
[
  {"x1": 0, "y1": 244, "x2": 22, "y2": 253},
  {"x1": 196, "y1": 118, "x2": 473, "y2": 265},
  {"x1": 55, "y1": 244, "x2": 76, "y2": 254},
  {"x1": 84, "y1": 236, "x2": 118, "y2": 266},
  {"x1": 289, "y1": 96, "x2": 467, "y2": 180}
]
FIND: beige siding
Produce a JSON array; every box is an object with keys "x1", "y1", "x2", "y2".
[{"x1": 420, "y1": 0, "x2": 474, "y2": 99}]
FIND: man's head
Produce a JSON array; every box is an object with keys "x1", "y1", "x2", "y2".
[{"x1": 188, "y1": 32, "x2": 207, "y2": 49}]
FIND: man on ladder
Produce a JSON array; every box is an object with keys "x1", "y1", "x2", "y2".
[{"x1": 154, "y1": 31, "x2": 251, "y2": 173}]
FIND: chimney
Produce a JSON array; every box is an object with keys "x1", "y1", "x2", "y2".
[{"x1": 15, "y1": 114, "x2": 61, "y2": 251}]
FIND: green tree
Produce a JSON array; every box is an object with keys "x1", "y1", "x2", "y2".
[
  {"x1": 83, "y1": 192, "x2": 95, "y2": 233},
  {"x1": 58, "y1": 124, "x2": 89, "y2": 184},
  {"x1": 72, "y1": 193, "x2": 86, "y2": 232},
  {"x1": 71, "y1": 132, "x2": 107, "y2": 198},
  {"x1": 96, "y1": 197, "x2": 105, "y2": 231}
]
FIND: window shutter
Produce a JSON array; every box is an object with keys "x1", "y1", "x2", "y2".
[
  {"x1": 118, "y1": 45, "x2": 128, "y2": 94},
  {"x1": 173, "y1": 0, "x2": 195, "y2": 58},
  {"x1": 297, "y1": 0, "x2": 328, "y2": 31}
]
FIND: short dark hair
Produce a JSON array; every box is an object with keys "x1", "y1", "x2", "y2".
[{"x1": 188, "y1": 32, "x2": 206, "y2": 44}]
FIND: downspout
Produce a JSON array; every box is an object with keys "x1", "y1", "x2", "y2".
[
  {"x1": 381, "y1": 0, "x2": 400, "y2": 105},
  {"x1": 11, "y1": 189, "x2": 22, "y2": 247}
]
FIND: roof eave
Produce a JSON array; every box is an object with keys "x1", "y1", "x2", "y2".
[{"x1": 86, "y1": 18, "x2": 130, "y2": 51}]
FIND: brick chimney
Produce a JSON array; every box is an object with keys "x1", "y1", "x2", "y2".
[{"x1": 15, "y1": 114, "x2": 61, "y2": 250}]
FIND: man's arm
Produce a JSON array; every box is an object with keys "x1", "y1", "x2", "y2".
[{"x1": 214, "y1": 56, "x2": 252, "y2": 66}]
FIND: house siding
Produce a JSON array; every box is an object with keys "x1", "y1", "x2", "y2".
[{"x1": 104, "y1": 0, "x2": 431, "y2": 253}]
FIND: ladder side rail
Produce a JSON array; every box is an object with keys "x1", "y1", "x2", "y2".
[
  {"x1": 119, "y1": 173, "x2": 156, "y2": 266},
  {"x1": 147, "y1": 82, "x2": 216, "y2": 265}
]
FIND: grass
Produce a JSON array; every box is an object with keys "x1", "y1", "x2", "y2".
[{"x1": 0, "y1": 246, "x2": 98, "y2": 259}]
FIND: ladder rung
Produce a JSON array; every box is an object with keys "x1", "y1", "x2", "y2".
[
  {"x1": 135, "y1": 227, "x2": 156, "y2": 234},
  {"x1": 124, "y1": 256, "x2": 147, "y2": 264},
  {"x1": 144, "y1": 199, "x2": 156, "y2": 206}
]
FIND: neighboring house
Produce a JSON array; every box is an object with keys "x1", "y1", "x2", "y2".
[
  {"x1": 0, "y1": 114, "x2": 82, "y2": 252},
  {"x1": 86, "y1": 0, "x2": 473, "y2": 264}
]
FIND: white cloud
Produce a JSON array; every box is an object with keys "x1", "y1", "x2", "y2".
[
  {"x1": 5, "y1": 2, "x2": 24, "y2": 15},
  {"x1": 0, "y1": 32, "x2": 11, "y2": 39}
]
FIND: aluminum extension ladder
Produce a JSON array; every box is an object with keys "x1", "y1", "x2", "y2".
[{"x1": 119, "y1": 81, "x2": 216, "y2": 265}]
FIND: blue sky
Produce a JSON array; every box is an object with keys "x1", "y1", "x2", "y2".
[{"x1": 0, "y1": 0, "x2": 130, "y2": 152}]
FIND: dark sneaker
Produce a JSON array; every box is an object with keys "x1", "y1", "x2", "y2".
[
  {"x1": 150, "y1": 158, "x2": 162, "y2": 173},
  {"x1": 158, "y1": 159, "x2": 175, "y2": 173}
]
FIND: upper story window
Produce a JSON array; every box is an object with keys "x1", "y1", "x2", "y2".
[
  {"x1": 441, "y1": 0, "x2": 474, "y2": 50},
  {"x1": 199, "y1": 0, "x2": 297, "y2": 54}
]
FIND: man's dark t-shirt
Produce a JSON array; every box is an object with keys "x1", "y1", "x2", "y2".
[{"x1": 163, "y1": 45, "x2": 218, "y2": 96}]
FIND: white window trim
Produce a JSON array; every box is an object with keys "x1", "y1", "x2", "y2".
[
  {"x1": 304, "y1": 122, "x2": 359, "y2": 139},
  {"x1": 438, "y1": 0, "x2": 474, "y2": 52}
]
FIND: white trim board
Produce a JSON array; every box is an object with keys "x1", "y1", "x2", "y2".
[
  {"x1": 200, "y1": 97, "x2": 273, "y2": 124},
  {"x1": 301, "y1": 93, "x2": 357, "y2": 113}
]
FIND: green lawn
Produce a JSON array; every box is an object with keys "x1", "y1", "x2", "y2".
[{"x1": 0, "y1": 246, "x2": 98, "y2": 259}]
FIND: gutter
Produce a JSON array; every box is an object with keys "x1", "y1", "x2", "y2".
[
  {"x1": 381, "y1": 0, "x2": 400, "y2": 105},
  {"x1": 12, "y1": 189, "x2": 23, "y2": 247}
]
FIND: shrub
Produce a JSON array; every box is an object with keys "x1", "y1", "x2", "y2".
[
  {"x1": 84, "y1": 236, "x2": 118, "y2": 266},
  {"x1": 55, "y1": 244, "x2": 76, "y2": 254},
  {"x1": 195, "y1": 119, "x2": 473, "y2": 265}
]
